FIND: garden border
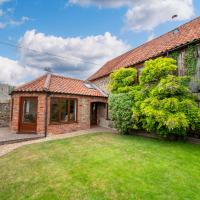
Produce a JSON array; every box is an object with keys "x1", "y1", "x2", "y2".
[{"x1": 129, "y1": 129, "x2": 200, "y2": 144}]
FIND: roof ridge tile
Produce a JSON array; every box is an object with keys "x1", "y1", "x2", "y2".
[{"x1": 44, "y1": 73, "x2": 52, "y2": 91}]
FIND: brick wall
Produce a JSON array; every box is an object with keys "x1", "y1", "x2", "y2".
[
  {"x1": 11, "y1": 92, "x2": 107, "y2": 134},
  {"x1": 47, "y1": 94, "x2": 107, "y2": 134},
  {"x1": 0, "y1": 102, "x2": 10, "y2": 127},
  {"x1": 11, "y1": 93, "x2": 46, "y2": 134}
]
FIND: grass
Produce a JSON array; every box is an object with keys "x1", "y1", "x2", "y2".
[{"x1": 0, "y1": 132, "x2": 200, "y2": 200}]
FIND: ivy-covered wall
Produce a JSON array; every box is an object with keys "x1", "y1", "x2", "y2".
[{"x1": 169, "y1": 43, "x2": 200, "y2": 92}]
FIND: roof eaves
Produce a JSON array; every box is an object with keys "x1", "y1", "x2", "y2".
[
  {"x1": 45, "y1": 90, "x2": 107, "y2": 98},
  {"x1": 89, "y1": 38, "x2": 200, "y2": 81}
]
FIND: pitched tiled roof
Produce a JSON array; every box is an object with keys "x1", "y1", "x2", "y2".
[
  {"x1": 14, "y1": 74, "x2": 107, "y2": 97},
  {"x1": 88, "y1": 16, "x2": 200, "y2": 81}
]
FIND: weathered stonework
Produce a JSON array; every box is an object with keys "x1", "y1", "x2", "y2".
[
  {"x1": 0, "y1": 84, "x2": 13, "y2": 103},
  {"x1": 92, "y1": 76, "x2": 110, "y2": 94},
  {"x1": 0, "y1": 103, "x2": 10, "y2": 127}
]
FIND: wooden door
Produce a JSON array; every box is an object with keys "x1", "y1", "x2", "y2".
[
  {"x1": 90, "y1": 103, "x2": 97, "y2": 126},
  {"x1": 19, "y1": 97, "x2": 38, "y2": 133}
]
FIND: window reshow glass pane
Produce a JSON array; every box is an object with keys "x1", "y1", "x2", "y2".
[
  {"x1": 61, "y1": 99, "x2": 68, "y2": 122},
  {"x1": 50, "y1": 98, "x2": 59, "y2": 122},
  {"x1": 69, "y1": 99, "x2": 77, "y2": 121}
]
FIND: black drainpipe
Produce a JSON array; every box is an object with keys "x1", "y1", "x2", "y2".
[{"x1": 44, "y1": 92, "x2": 50, "y2": 137}]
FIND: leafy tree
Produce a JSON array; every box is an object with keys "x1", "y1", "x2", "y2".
[{"x1": 109, "y1": 67, "x2": 137, "y2": 93}]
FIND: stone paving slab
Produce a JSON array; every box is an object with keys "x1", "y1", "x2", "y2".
[
  {"x1": 0, "y1": 127, "x2": 44, "y2": 145},
  {"x1": 0, "y1": 127, "x2": 116, "y2": 157}
]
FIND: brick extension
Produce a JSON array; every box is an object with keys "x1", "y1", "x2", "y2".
[{"x1": 11, "y1": 74, "x2": 108, "y2": 135}]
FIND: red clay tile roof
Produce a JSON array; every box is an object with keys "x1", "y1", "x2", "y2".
[
  {"x1": 14, "y1": 74, "x2": 107, "y2": 97},
  {"x1": 88, "y1": 17, "x2": 200, "y2": 81}
]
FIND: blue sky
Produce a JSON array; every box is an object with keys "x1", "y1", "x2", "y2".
[{"x1": 0, "y1": 0, "x2": 199, "y2": 85}]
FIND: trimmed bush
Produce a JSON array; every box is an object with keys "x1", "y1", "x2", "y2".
[{"x1": 109, "y1": 93, "x2": 133, "y2": 134}]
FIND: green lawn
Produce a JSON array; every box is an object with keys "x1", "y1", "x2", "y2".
[{"x1": 0, "y1": 133, "x2": 200, "y2": 200}]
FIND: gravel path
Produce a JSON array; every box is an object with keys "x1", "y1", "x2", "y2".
[{"x1": 0, "y1": 127, "x2": 116, "y2": 157}]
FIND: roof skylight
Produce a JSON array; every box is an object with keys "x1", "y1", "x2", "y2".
[{"x1": 84, "y1": 82, "x2": 95, "y2": 89}]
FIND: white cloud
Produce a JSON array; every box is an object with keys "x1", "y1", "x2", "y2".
[
  {"x1": 125, "y1": 0, "x2": 195, "y2": 31},
  {"x1": 0, "y1": 56, "x2": 41, "y2": 85},
  {"x1": 0, "y1": 16, "x2": 29, "y2": 29},
  {"x1": 9, "y1": 16, "x2": 29, "y2": 26},
  {"x1": 69, "y1": 0, "x2": 195, "y2": 32},
  {"x1": 0, "y1": 0, "x2": 29, "y2": 29},
  {"x1": 19, "y1": 30, "x2": 130, "y2": 79},
  {"x1": 68, "y1": 0, "x2": 133, "y2": 8},
  {"x1": 0, "y1": 0, "x2": 10, "y2": 5}
]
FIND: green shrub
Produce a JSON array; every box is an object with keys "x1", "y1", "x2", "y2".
[
  {"x1": 139, "y1": 97, "x2": 189, "y2": 135},
  {"x1": 109, "y1": 67, "x2": 137, "y2": 94},
  {"x1": 109, "y1": 93, "x2": 133, "y2": 134},
  {"x1": 150, "y1": 75, "x2": 191, "y2": 99},
  {"x1": 109, "y1": 57, "x2": 200, "y2": 136},
  {"x1": 139, "y1": 57, "x2": 177, "y2": 85},
  {"x1": 133, "y1": 58, "x2": 200, "y2": 135}
]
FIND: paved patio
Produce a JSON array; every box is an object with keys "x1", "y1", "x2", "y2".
[
  {"x1": 0, "y1": 127, "x2": 116, "y2": 157},
  {"x1": 0, "y1": 127, "x2": 44, "y2": 145}
]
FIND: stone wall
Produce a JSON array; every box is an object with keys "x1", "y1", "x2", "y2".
[
  {"x1": 91, "y1": 76, "x2": 110, "y2": 94},
  {"x1": 0, "y1": 83, "x2": 12, "y2": 103},
  {"x1": 0, "y1": 102, "x2": 10, "y2": 127}
]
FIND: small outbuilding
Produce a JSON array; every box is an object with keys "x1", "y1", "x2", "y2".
[{"x1": 10, "y1": 73, "x2": 108, "y2": 135}]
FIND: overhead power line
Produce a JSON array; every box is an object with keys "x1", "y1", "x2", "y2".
[{"x1": 0, "y1": 40, "x2": 101, "y2": 66}]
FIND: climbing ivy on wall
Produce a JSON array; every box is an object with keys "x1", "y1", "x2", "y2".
[
  {"x1": 184, "y1": 45, "x2": 198, "y2": 76},
  {"x1": 169, "y1": 45, "x2": 198, "y2": 77},
  {"x1": 169, "y1": 50, "x2": 179, "y2": 62}
]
